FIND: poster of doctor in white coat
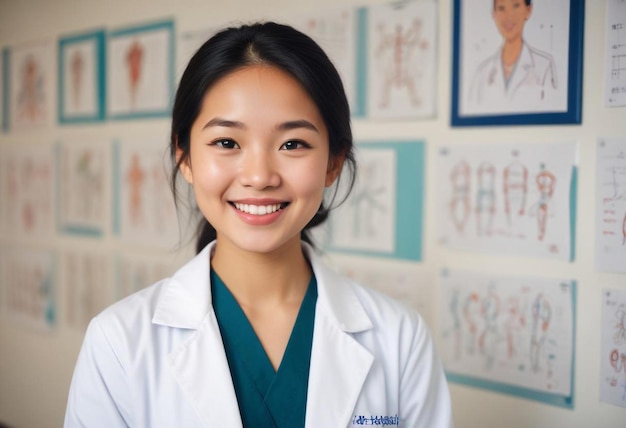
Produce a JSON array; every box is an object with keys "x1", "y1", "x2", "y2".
[{"x1": 458, "y1": 0, "x2": 570, "y2": 117}]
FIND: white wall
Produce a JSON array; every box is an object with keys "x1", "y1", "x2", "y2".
[{"x1": 0, "y1": 0, "x2": 624, "y2": 427}]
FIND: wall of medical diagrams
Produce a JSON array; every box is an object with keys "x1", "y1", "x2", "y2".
[
  {"x1": 0, "y1": 143, "x2": 56, "y2": 238},
  {"x1": 439, "y1": 268, "x2": 576, "y2": 408},
  {"x1": 438, "y1": 142, "x2": 577, "y2": 261},
  {"x1": 0, "y1": 246, "x2": 56, "y2": 331},
  {"x1": 601, "y1": 288, "x2": 626, "y2": 409},
  {"x1": 596, "y1": 138, "x2": 626, "y2": 274},
  {"x1": 58, "y1": 139, "x2": 109, "y2": 236},
  {"x1": 321, "y1": 140, "x2": 424, "y2": 261},
  {"x1": 113, "y1": 137, "x2": 179, "y2": 249},
  {"x1": 106, "y1": 20, "x2": 174, "y2": 119},
  {"x1": 116, "y1": 251, "x2": 184, "y2": 300},
  {"x1": 365, "y1": 0, "x2": 436, "y2": 119},
  {"x1": 58, "y1": 29, "x2": 106, "y2": 123},
  {"x1": 605, "y1": 0, "x2": 626, "y2": 107},
  {"x1": 6, "y1": 39, "x2": 56, "y2": 130},
  {"x1": 457, "y1": 0, "x2": 571, "y2": 117}
]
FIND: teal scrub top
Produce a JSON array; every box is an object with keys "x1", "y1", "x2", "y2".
[{"x1": 211, "y1": 270, "x2": 317, "y2": 428}]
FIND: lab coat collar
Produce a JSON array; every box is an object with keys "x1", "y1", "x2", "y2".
[
  {"x1": 152, "y1": 240, "x2": 374, "y2": 335},
  {"x1": 156, "y1": 240, "x2": 375, "y2": 427}
]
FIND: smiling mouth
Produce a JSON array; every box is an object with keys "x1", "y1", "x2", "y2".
[{"x1": 231, "y1": 202, "x2": 290, "y2": 215}]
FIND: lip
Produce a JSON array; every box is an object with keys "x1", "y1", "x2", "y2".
[{"x1": 229, "y1": 198, "x2": 289, "y2": 226}]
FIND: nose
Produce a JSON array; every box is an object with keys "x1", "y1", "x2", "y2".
[{"x1": 238, "y1": 148, "x2": 280, "y2": 189}]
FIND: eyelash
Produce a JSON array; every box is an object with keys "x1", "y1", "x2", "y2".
[
  {"x1": 280, "y1": 140, "x2": 311, "y2": 151},
  {"x1": 211, "y1": 138, "x2": 239, "y2": 149}
]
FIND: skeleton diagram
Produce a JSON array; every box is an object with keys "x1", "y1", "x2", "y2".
[
  {"x1": 449, "y1": 161, "x2": 471, "y2": 235},
  {"x1": 475, "y1": 162, "x2": 497, "y2": 236},
  {"x1": 375, "y1": 19, "x2": 429, "y2": 108},
  {"x1": 503, "y1": 159, "x2": 528, "y2": 235},
  {"x1": 533, "y1": 164, "x2": 557, "y2": 241}
]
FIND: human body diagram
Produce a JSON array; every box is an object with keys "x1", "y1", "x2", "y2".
[
  {"x1": 601, "y1": 290, "x2": 626, "y2": 406},
  {"x1": 441, "y1": 273, "x2": 574, "y2": 396}
]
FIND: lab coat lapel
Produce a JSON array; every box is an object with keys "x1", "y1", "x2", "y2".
[
  {"x1": 508, "y1": 42, "x2": 534, "y2": 94},
  {"x1": 303, "y1": 245, "x2": 374, "y2": 427},
  {"x1": 154, "y1": 242, "x2": 242, "y2": 428},
  {"x1": 168, "y1": 312, "x2": 243, "y2": 428}
]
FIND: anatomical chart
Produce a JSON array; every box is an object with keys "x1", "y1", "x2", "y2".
[
  {"x1": 58, "y1": 139, "x2": 108, "y2": 235},
  {"x1": 289, "y1": 7, "x2": 358, "y2": 114},
  {"x1": 440, "y1": 269, "x2": 575, "y2": 407},
  {"x1": 366, "y1": 0, "x2": 437, "y2": 119},
  {"x1": 601, "y1": 288, "x2": 626, "y2": 408},
  {"x1": 1, "y1": 246, "x2": 56, "y2": 331},
  {"x1": 64, "y1": 249, "x2": 113, "y2": 330},
  {"x1": 438, "y1": 142, "x2": 577, "y2": 260},
  {"x1": 116, "y1": 251, "x2": 184, "y2": 299},
  {"x1": 596, "y1": 138, "x2": 626, "y2": 273},
  {"x1": 114, "y1": 138, "x2": 179, "y2": 249},
  {"x1": 7, "y1": 40, "x2": 55, "y2": 130},
  {"x1": 107, "y1": 20, "x2": 174, "y2": 118},
  {"x1": 0, "y1": 143, "x2": 55, "y2": 238},
  {"x1": 325, "y1": 141, "x2": 424, "y2": 261}
]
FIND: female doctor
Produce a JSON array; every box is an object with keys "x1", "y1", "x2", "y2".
[{"x1": 64, "y1": 22, "x2": 453, "y2": 428}]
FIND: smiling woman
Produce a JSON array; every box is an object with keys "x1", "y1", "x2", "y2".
[{"x1": 64, "y1": 22, "x2": 453, "y2": 428}]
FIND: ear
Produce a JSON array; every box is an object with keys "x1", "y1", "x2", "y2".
[
  {"x1": 175, "y1": 140, "x2": 194, "y2": 184},
  {"x1": 325, "y1": 153, "x2": 345, "y2": 187}
]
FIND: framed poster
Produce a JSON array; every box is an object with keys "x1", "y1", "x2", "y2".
[
  {"x1": 440, "y1": 268, "x2": 576, "y2": 408},
  {"x1": 6, "y1": 39, "x2": 56, "y2": 130},
  {"x1": 58, "y1": 29, "x2": 106, "y2": 123},
  {"x1": 107, "y1": 19, "x2": 174, "y2": 119},
  {"x1": 451, "y1": 0, "x2": 584, "y2": 126},
  {"x1": 322, "y1": 140, "x2": 424, "y2": 261}
]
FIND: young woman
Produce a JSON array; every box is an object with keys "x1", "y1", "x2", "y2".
[{"x1": 64, "y1": 22, "x2": 453, "y2": 428}]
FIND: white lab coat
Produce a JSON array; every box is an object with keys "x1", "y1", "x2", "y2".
[
  {"x1": 468, "y1": 41, "x2": 558, "y2": 113},
  {"x1": 64, "y1": 241, "x2": 453, "y2": 428}
]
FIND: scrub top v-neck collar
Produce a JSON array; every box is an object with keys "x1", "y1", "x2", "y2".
[{"x1": 211, "y1": 269, "x2": 317, "y2": 428}]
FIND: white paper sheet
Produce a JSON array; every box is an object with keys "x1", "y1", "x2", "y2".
[
  {"x1": 438, "y1": 142, "x2": 577, "y2": 260},
  {"x1": 440, "y1": 269, "x2": 575, "y2": 398},
  {"x1": 605, "y1": 0, "x2": 626, "y2": 107},
  {"x1": 596, "y1": 139, "x2": 626, "y2": 273},
  {"x1": 601, "y1": 288, "x2": 626, "y2": 408},
  {"x1": 366, "y1": 0, "x2": 437, "y2": 119},
  {"x1": 1, "y1": 246, "x2": 56, "y2": 331}
]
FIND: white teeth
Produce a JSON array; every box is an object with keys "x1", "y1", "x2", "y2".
[{"x1": 234, "y1": 203, "x2": 282, "y2": 215}]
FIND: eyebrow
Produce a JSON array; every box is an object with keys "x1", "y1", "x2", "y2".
[{"x1": 202, "y1": 117, "x2": 320, "y2": 134}]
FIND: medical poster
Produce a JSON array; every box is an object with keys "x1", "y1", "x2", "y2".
[
  {"x1": 458, "y1": 0, "x2": 570, "y2": 116},
  {"x1": 605, "y1": 0, "x2": 626, "y2": 107},
  {"x1": 0, "y1": 143, "x2": 55, "y2": 238},
  {"x1": 438, "y1": 142, "x2": 577, "y2": 261},
  {"x1": 1, "y1": 246, "x2": 56, "y2": 331},
  {"x1": 116, "y1": 251, "x2": 184, "y2": 299},
  {"x1": 289, "y1": 7, "x2": 359, "y2": 115},
  {"x1": 324, "y1": 141, "x2": 424, "y2": 261},
  {"x1": 58, "y1": 139, "x2": 109, "y2": 236},
  {"x1": 113, "y1": 138, "x2": 179, "y2": 249},
  {"x1": 601, "y1": 288, "x2": 626, "y2": 408},
  {"x1": 107, "y1": 20, "x2": 174, "y2": 119},
  {"x1": 7, "y1": 39, "x2": 56, "y2": 130},
  {"x1": 440, "y1": 269, "x2": 575, "y2": 408},
  {"x1": 596, "y1": 139, "x2": 626, "y2": 273},
  {"x1": 365, "y1": 0, "x2": 437, "y2": 119},
  {"x1": 64, "y1": 249, "x2": 113, "y2": 330}
]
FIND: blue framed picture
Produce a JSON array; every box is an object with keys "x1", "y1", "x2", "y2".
[
  {"x1": 106, "y1": 19, "x2": 175, "y2": 120},
  {"x1": 323, "y1": 140, "x2": 425, "y2": 261},
  {"x1": 451, "y1": 0, "x2": 585, "y2": 126},
  {"x1": 58, "y1": 29, "x2": 106, "y2": 124}
]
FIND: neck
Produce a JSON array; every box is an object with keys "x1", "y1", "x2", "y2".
[
  {"x1": 210, "y1": 237, "x2": 311, "y2": 307},
  {"x1": 501, "y1": 38, "x2": 524, "y2": 66}
]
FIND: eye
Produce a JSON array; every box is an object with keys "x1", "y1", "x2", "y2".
[
  {"x1": 212, "y1": 139, "x2": 239, "y2": 149},
  {"x1": 280, "y1": 140, "x2": 310, "y2": 151}
]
